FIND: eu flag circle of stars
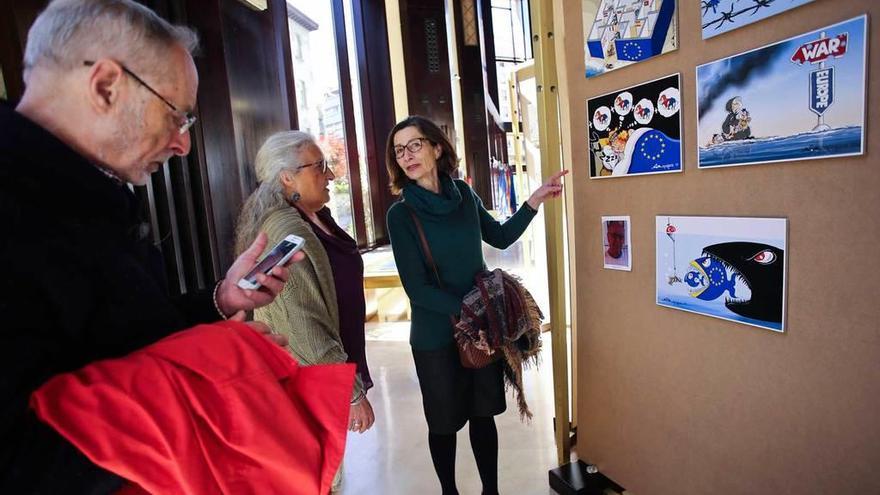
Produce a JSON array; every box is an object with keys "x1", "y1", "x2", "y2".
[
  {"x1": 707, "y1": 262, "x2": 725, "y2": 287},
  {"x1": 639, "y1": 132, "x2": 667, "y2": 162},
  {"x1": 621, "y1": 41, "x2": 644, "y2": 60}
]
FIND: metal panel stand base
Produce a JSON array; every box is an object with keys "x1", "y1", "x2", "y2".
[{"x1": 549, "y1": 460, "x2": 625, "y2": 494}]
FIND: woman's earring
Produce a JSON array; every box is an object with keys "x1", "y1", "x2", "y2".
[{"x1": 289, "y1": 191, "x2": 301, "y2": 203}]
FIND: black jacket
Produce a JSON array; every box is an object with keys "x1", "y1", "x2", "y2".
[{"x1": 0, "y1": 104, "x2": 219, "y2": 492}]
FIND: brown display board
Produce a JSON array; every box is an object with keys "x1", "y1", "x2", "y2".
[{"x1": 555, "y1": 0, "x2": 880, "y2": 493}]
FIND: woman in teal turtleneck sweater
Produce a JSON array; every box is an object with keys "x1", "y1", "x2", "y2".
[{"x1": 385, "y1": 116, "x2": 567, "y2": 495}]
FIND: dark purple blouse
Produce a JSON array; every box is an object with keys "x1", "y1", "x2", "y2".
[{"x1": 300, "y1": 207, "x2": 372, "y2": 390}]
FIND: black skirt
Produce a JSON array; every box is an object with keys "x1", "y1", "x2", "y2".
[{"x1": 411, "y1": 343, "x2": 506, "y2": 434}]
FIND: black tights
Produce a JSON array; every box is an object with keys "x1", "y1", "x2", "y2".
[{"x1": 427, "y1": 416, "x2": 499, "y2": 495}]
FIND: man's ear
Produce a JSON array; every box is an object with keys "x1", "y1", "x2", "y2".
[{"x1": 86, "y1": 59, "x2": 126, "y2": 114}]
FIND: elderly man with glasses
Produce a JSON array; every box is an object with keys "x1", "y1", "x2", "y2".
[{"x1": 0, "y1": 1, "x2": 310, "y2": 491}]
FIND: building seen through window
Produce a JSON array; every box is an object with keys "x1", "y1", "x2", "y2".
[
  {"x1": 287, "y1": 2, "x2": 356, "y2": 238},
  {"x1": 491, "y1": 0, "x2": 531, "y2": 123}
]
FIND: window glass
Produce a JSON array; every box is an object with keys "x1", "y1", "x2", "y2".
[
  {"x1": 491, "y1": 0, "x2": 530, "y2": 122},
  {"x1": 287, "y1": 2, "x2": 356, "y2": 238},
  {"x1": 492, "y1": 7, "x2": 515, "y2": 59}
]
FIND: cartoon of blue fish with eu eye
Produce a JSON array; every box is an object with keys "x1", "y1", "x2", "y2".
[{"x1": 685, "y1": 255, "x2": 738, "y2": 301}]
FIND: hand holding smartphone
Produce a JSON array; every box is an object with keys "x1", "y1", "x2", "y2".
[{"x1": 237, "y1": 234, "x2": 305, "y2": 290}]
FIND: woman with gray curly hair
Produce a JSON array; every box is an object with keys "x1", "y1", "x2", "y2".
[{"x1": 235, "y1": 131, "x2": 375, "y2": 464}]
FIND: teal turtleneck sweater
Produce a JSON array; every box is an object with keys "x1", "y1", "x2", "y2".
[{"x1": 386, "y1": 175, "x2": 538, "y2": 350}]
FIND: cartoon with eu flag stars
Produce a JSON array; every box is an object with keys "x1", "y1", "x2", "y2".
[
  {"x1": 587, "y1": 74, "x2": 683, "y2": 178},
  {"x1": 656, "y1": 216, "x2": 787, "y2": 332},
  {"x1": 583, "y1": 0, "x2": 678, "y2": 77}
]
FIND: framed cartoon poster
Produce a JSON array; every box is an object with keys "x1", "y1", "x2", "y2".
[
  {"x1": 697, "y1": 15, "x2": 866, "y2": 169},
  {"x1": 587, "y1": 73, "x2": 682, "y2": 178},
  {"x1": 602, "y1": 216, "x2": 632, "y2": 270},
  {"x1": 656, "y1": 216, "x2": 787, "y2": 332},
  {"x1": 583, "y1": 0, "x2": 678, "y2": 78},
  {"x1": 701, "y1": 0, "x2": 816, "y2": 39}
]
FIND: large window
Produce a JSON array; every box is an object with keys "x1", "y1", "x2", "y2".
[
  {"x1": 491, "y1": 0, "x2": 531, "y2": 123},
  {"x1": 286, "y1": 1, "x2": 385, "y2": 247},
  {"x1": 287, "y1": 2, "x2": 357, "y2": 237}
]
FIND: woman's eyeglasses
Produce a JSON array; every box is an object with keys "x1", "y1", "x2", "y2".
[
  {"x1": 299, "y1": 159, "x2": 332, "y2": 174},
  {"x1": 393, "y1": 138, "x2": 430, "y2": 159}
]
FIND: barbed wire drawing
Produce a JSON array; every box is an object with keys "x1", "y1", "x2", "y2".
[
  {"x1": 701, "y1": 0, "x2": 723, "y2": 15},
  {"x1": 702, "y1": 0, "x2": 779, "y2": 31}
]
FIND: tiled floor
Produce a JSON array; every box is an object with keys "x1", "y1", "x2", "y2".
[{"x1": 339, "y1": 324, "x2": 559, "y2": 494}]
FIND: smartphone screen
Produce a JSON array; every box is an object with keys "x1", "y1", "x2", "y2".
[{"x1": 241, "y1": 238, "x2": 300, "y2": 286}]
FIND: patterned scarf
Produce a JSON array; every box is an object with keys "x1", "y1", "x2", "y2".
[{"x1": 455, "y1": 269, "x2": 543, "y2": 420}]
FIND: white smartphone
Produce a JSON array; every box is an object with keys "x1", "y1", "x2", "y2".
[{"x1": 236, "y1": 234, "x2": 305, "y2": 290}]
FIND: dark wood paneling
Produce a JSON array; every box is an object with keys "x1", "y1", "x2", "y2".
[
  {"x1": 139, "y1": 0, "x2": 215, "y2": 293},
  {"x1": 0, "y1": 0, "x2": 47, "y2": 104},
  {"x1": 184, "y1": 0, "x2": 239, "y2": 276},
  {"x1": 185, "y1": 0, "x2": 294, "y2": 270},
  {"x1": 399, "y1": 0, "x2": 456, "y2": 140},
  {"x1": 220, "y1": 0, "x2": 289, "y2": 194},
  {"x1": 452, "y1": 0, "x2": 492, "y2": 204},
  {"x1": 269, "y1": 0, "x2": 298, "y2": 130},
  {"x1": 0, "y1": 14, "x2": 22, "y2": 103}
]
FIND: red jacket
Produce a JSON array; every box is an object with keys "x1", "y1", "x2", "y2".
[{"x1": 31, "y1": 321, "x2": 354, "y2": 495}]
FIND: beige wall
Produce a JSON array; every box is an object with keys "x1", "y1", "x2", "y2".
[
  {"x1": 385, "y1": 0, "x2": 409, "y2": 122},
  {"x1": 556, "y1": 1, "x2": 880, "y2": 493}
]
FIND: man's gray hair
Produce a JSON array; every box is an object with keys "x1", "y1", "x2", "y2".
[{"x1": 23, "y1": 0, "x2": 199, "y2": 80}]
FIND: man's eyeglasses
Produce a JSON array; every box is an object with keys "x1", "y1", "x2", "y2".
[
  {"x1": 84, "y1": 60, "x2": 197, "y2": 135},
  {"x1": 299, "y1": 159, "x2": 332, "y2": 175},
  {"x1": 393, "y1": 137, "x2": 430, "y2": 159}
]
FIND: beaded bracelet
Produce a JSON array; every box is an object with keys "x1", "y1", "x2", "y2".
[{"x1": 212, "y1": 279, "x2": 229, "y2": 320}]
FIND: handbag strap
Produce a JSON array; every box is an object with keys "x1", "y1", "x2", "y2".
[
  {"x1": 402, "y1": 202, "x2": 458, "y2": 326},
  {"x1": 403, "y1": 203, "x2": 443, "y2": 289}
]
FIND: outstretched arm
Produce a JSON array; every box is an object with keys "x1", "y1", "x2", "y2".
[{"x1": 477, "y1": 169, "x2": 569, "y2": 249}]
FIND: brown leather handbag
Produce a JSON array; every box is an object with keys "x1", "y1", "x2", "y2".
[{"x1": 403, "y1": 205, "x2": 499, "y2": 369}]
